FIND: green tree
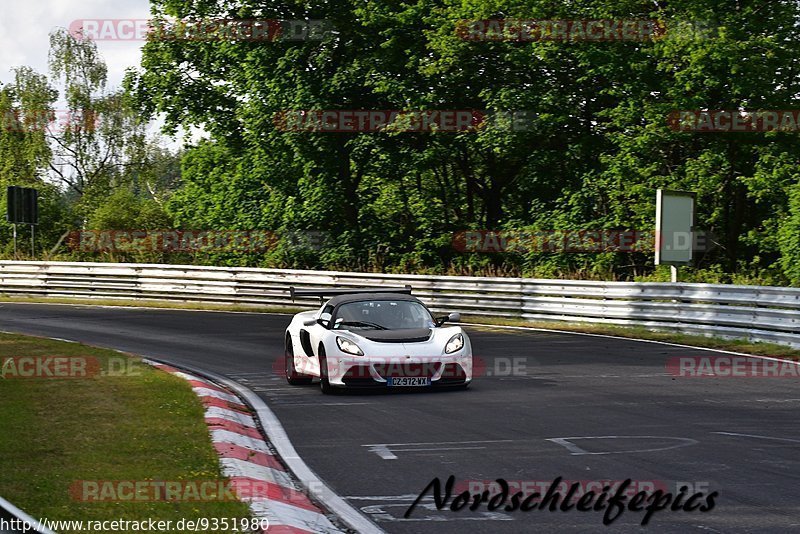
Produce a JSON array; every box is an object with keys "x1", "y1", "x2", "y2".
[{"x1": 129, "y1": 0, "x2": 800, "y2": 281}]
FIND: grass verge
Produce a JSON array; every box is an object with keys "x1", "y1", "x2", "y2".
[{"x1": 0, "y1": 333, "x2": 252, "y2": 532}]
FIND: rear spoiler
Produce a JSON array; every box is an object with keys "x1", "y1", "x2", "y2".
[{"x1": 289, "y1": 285, "x2": 412, "y2": 302}]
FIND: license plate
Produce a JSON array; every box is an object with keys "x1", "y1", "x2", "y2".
[{"x1": 387, "y1": 377, "x2": 431, "y2": 387}]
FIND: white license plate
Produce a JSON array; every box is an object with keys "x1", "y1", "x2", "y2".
[{"x1": 387, "y1": 377, "x2": 431, "y2": 387}]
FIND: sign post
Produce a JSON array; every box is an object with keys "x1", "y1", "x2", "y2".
[
  {"x1": 6, "y1": 186, "x2": 39, "y2": 258},
  {"x1": 655, "y1": 189, "x2": 696, "y2": 282}
]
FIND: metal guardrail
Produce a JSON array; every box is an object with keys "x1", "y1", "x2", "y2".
[{"x1": 0, "y1": 261, "x2": 799, "y2": 348}]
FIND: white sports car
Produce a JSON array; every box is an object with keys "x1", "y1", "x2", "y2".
[{"x1": 284, "y1": 286, "x2": 473, "y2": 393}]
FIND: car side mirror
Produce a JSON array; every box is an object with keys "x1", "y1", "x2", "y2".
[
  {"x1": 317, "y1": 312, "x2": 332, "y2": 328},
  {"x1": 304, "y1": 311, "x2": 332, "y2": 328},
  {"x1": 435, "y1": 312, "x2": 461, "y2": 326}
]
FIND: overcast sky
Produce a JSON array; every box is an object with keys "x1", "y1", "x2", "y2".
[
  {"x1": 0, "y1": 0, "x2": 194, "y2": 147},
  {"x1": 0, "y1": 0, "x2": 151, "y2": 89}
]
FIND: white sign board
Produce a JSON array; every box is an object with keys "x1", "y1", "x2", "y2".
[{"x1": 655, "y1": 189, "x2": 695, "y2": 265}]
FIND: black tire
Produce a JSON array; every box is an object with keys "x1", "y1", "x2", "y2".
[
  {"x1": 318, "y1": 345, "x2": 340, "y2": 394},
  {"x1": 285, "y1": 336, "x2": 312, "y2": 385}
]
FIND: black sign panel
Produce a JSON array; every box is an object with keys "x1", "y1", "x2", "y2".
[{"x1": 6, "y1": 186, "x2": 39, "y2": 225}]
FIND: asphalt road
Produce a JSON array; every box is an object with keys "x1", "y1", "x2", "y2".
[{"x1": 1, "y1": 303, "x2": 798, "y2": 533}]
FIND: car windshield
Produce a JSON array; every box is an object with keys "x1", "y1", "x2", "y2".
[{"x1": 332, "y1": 300, "x2": 434, "y2": 330}]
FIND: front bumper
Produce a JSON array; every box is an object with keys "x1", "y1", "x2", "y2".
[{"x1": 326, "y1": 353, "x2": 473, "y2": 388}]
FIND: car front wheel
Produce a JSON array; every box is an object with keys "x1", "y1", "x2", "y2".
[
  {"x1": 285, "y1": 336, "x2": 312, "y2": 385},
  {"x1": 318, "y1": 345, "x2": 340, "y2": 395}
]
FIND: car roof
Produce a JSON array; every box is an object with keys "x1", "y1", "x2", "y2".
[{"x1": 326, "y1": 293, "x2": 423, "y2": 307}]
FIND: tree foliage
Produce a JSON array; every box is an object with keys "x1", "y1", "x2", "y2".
[{"x1": 5, "y1": 0, "x2": 798, "y2": 282}]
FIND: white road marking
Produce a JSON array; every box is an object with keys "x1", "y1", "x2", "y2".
[
  {"x1": 695, "y1": 525, "x2": 726, "y2": 533},
  {"x1": 546, "y1": 438, "x2": 588, "y2": 455},
  {"x1": 367, "y1": 445, "x2": 398, "y2": 460},
  {"x1": 365, "y1": 440, "x2": 516, "y2": 446},
  {"x1": 391, "y1": 447, "x2": 488, "y2": 453},
  {"x1": 362, "y1": 505, "x2": 510, "y2": 522},
  {"x1": 548, "y1": 374, "x2": 669, "y2": 378},
  {"x1": 546, "y1": 436, "x2": 698, "y2": 456},
  {"x1": 358, "y1": 501, "x2": 512, "y2": 522},
  {"x1": 277, "y1": 402, "x2": 374, "y2": 406},
  {"x1": 363, "y1": 440, "x2": 515, "y2": 460},
  {"x1": 712, "y1": 432, "x2": 800, "y2": 444},
  {"x1": 48, "y1": 337, "x2": 79, "y2": 343},
  {"x1": 347, "y1": 495, "x2": 423, "y2": 501}
]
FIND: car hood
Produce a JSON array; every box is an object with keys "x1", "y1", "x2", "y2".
[{"x1": 356, "y1": 328, "x2": 432, "y2": 343}]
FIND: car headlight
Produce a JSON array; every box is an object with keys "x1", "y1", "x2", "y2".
[
  {"x1": 445, "y1": 333, "x2": 464, "y2": 354},
  {"x1": 336, "y1": 336, "x2": 364, "y2": 356}
]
